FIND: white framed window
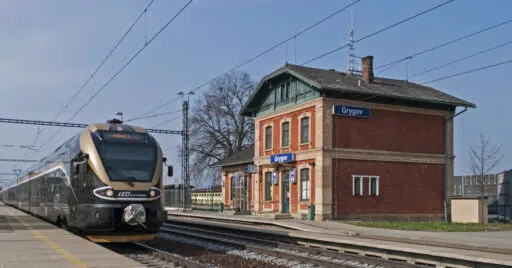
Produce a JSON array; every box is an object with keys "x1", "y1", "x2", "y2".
[
  {"x1": 352, "y1": 175, "x2": 379, "y2": 196},
  {"x1": 300, "y1": 117, "x2": 310, "y2": 144},
  {"x1": 369, "y1": 177, "x2": 379, "y2": 196},
  {"x1": 230, "y1": 176, "x2": 235, "y2": 200},
  {"x1": 281, "y1": 121, "x2": 290, "y2": 147},
  {"x1": 300, "y1": 168, "x2": 310, "y2": 201},
  {"x1": 265, "y1": 126, "x2": 272, "y2": 150},
  {"x1": 352, "y1": 176, "x2": 363, "y2": 196}
]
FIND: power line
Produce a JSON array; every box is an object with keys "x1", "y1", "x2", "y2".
[
  {"x1": 0, "y1": 159, "x2": 38, "y2": 163},
  {"x1": 125, "y1": 109, "x2": 182, "y2": 122},
  {"x1": 53, "y1": 0, "x2": 157, "y2": 122},
  {"x1": 127, "y1": 95, "x2": 182, "y2": 122},
  {"x1": 36, "y1": 0, "x2": 194, "y2": 153},
  {"x1": 144, "y1": 0, "x2": 360, "y2": 112},
  {"x1": 301, "y1": 0, "x2": 455, "y2": 66},
  {"x1": 409, "y1": 39, "x2": 512, "y2": 79},
  {"x1": 375, "y1": 18, "x2": 512, "y2": 74},
  {"x1": 1, "y1": 144, "x2": 38, "y2": 151},
  {"x1": 25, "y1": 0, "x2": 156, "y2": 154},
  {"x1": 421, "y1": 58, "x2": 512, "y2": 85},
  {"x1": 151, "y1": 115, "x2": 182, "y2": 129}
]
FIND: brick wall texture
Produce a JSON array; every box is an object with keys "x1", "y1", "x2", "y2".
[
  {"x1": 244, "y1": 97, "x2": 449, "y2": 220},
  {"x1": 332, "y1": 159, "x2": 444, "y2": 216},
  {"x1": 332, "y1": 108, "x2": 445, "y2": 154},
  {"x1": 259, "y1": 106, "x2": 316, "y2": 157}
]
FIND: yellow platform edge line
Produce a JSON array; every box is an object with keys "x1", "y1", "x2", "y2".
[
  {"x1": 4, "y1": 208, "x2": 88, "y2": 268},
  {"x1": 87, "y1": 233, "x2": 157, "y2": 243}
]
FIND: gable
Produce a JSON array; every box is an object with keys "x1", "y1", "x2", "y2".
[{"x1": 241, "y1": 71, "x2": 321, "y2": 117}]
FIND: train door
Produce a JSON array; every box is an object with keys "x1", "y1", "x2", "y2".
[{"x1": 71, "y1": 162, "x2": 84, "y2": 198}]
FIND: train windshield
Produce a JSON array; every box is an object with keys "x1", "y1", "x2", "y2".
[{"x1": 100, "y1": 144, "x2": 156, "y2": 182}]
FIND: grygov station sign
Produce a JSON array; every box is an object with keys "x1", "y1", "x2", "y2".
[
  {"x1": 270, "y1": 153, "x2": 294, "y2": 163},
  {"x1": 333, "y1": 105, "x2": 371, "y2": 118}
]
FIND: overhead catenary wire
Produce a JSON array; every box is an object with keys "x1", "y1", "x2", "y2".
[
  {"x1": 409, "y1": 39, "x2": 512, "y2": 79},
  {"x1": 151, "y1": 115, "x2": 182, "y2": 129},
  {"x1": 35, "y1": 0, "x2": 194, "y2": 154},
  {"x1": 301, "y1": 0, "x2": 455, "y2": 66},
  {"x1": 353, "y1": 58, "x2": 512, "y2": 104},
  {"x1": 24, "y1": 0, "x2": 156, "y2": 154},
  {"x1": 143, "y1": 0, "x2": 361, "y2": 113},
  {"x1": 125, "y1": 109, "x2": 182, "y2": 122},
  {"x1": 421, "y1": 58, "x2": 512, "y2": 85},
  {"x1": 375, "y1": 18, "x2": 512, "y2": 74},
  {"x1": 128, "y1": 96, "x2": 182, "y2": 122}
]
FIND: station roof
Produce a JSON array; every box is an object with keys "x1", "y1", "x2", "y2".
[
  {"x1": 213, "y1": 145, "x2": 254, "y2": 167},
  {"x1": 241, "y1": 63, "x2": 476, "y2": 116}
]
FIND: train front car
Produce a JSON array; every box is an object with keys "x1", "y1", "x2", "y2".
[{"x1": 75, "y1": 122, "x2": 168, "y2": 243}]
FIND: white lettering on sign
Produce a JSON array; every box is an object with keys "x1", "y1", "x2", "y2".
[
  {"x1": 118, "y1": 192, "x2": 147, "y2": 198},
  {"x1": 273, "y1": 155, "x2": 288, "y2": 162},
  {"x1": 341, "y1": 106, "x2": 364, "y2": 116}
]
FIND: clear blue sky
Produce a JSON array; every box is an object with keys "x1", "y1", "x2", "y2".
[{"x1": 0, "y1": 0, "x2": 510, "y2": 186}]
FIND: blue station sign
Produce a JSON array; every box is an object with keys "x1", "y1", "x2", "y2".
[
  {"x1": 333, "y1": 105, "x2": 370, "y2": 118},
  {"x1": 270, "y1": 153, "x2": 294, "y2": 163}
]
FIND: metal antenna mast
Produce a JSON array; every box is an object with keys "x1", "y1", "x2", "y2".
[{"x1": 347, "y1": 7, "x2": 355, "y2": 75}]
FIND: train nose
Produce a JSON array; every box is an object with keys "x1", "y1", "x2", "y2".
[{"x1": 122, "y1": 204, "x2": 147, "y2": 227}]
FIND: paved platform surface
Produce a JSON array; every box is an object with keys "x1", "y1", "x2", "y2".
[
  {"x1": 167, "y1": 209, "x2": 512, "y2": 266},
  {"x1": 0, "y1": 203, "x2": 146, "y2": 268}
]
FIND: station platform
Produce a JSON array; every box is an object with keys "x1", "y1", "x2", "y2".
[
  {"x1": 0, "y1": 203, "x2": 146, "y2": 268},
  {"x1": 167, "y1": 209, "x2": 512, "y2": 267}
]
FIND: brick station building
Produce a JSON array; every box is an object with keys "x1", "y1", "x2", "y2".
[
  {"x1": 220, "y1": 56, "x2": 475, "y2": 221},
  {"x1": 215, "y1": 145, "x2": 255, "y2": 212}
]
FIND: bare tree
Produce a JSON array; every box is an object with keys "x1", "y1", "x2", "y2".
[
  {"x1": 468, "y1": 133, "x2": 504, "y2": 224},
  {"x1": 189, "y1": 71, "x2": 256, "y2": 186}
]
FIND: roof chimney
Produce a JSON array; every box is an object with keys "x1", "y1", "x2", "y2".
[{"x1": 362, "y1": 55, "x2": 374, "y2": 83}]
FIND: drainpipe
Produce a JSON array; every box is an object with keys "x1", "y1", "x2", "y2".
[{"x1": 444, "y1": 106, "x2": 468, "y2": 222}]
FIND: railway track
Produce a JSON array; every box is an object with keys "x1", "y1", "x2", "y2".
[
  {"x1": 162, "y1": 221, "x2": 419, "y2": 268},
  {"x1": 105, "y1": 241, "x2": 211, "y2": 268}
]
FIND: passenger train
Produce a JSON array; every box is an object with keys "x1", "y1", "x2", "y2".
[{"x1": 2, "y1": 120, "x2": 170, "y2": 243}]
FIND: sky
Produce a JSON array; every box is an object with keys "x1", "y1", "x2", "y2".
[{"x1": 0, "y1": 0, "x2": 510, "y2": 186}]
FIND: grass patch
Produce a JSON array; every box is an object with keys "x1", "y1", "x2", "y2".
[{"x1": 345, "y1": 221, "x2": 512, "y2": 232}]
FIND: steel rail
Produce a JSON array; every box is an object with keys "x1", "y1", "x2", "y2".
[
  {"x1": 160, "y1": 225, "x2": 404, "y2": 268},
  {"x1": 133, "y1": 242, "x2": 211, "y2": 268},
  {"x1": 163, "y1": 223, "x2": 416, "y2": 268}
]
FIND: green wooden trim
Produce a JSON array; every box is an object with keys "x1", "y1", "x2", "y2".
[
  {"x1": 255, "y1": 78, "x2": 320, "y2": 116},
  {"x1": 240, "y1": 66, "x2": 321, "y2": 116}
]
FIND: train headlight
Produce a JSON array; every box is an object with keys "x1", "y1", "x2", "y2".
[
  {"x1": 149, "y1": 190, "x2": 156, "y2": 197},
  {"x1": 106, "y1": 189, "x2": 114, "y2": 197}
]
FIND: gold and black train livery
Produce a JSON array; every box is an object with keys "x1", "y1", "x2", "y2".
[{"x1": 2, "y1": 121, "x2": 169, "y2": 242}]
